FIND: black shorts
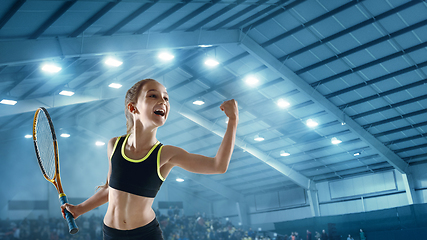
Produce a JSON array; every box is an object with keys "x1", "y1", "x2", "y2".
[{"x1": 103, "y1": 218, "x2": 164, "y2": 240}]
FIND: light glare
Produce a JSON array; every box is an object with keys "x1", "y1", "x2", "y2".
[
  {"x1": 105, "y1": 58, "x2": 123, "y2": 67},
  {"x1": 245, "y1": 76, "x2": 259, "y2": 85},
  {"x1": 109, "y1": 83, "x2": 122, "y2": 89},
  {"x1": 280, "y1": 150, "x2": 290, "y2": 157},
  {"x1": 176, "y1": 178, "x2": 184, "y2": 182},
  {"x1": 254, "y1": 134, "x2": 264, "y2": 141},
  {"x1": 96, "y1": 141, "x2": 105, "y2": 146},
  {"x1": 205, "y1": 58, "x2": 219, "y2": 66},
  {"x1": 277, "y1": 99, "x2": 290, "y2": 108},
  {"x1": 331, "y1": 137, "x2": 342, "y2": 145},
  {"x1": 25, "y1": 135, "x2": 32, "y2": 139},
  {"x1": 41, "y1": 64, "x2": 62, "y2": 73},
  {"x1": 306, "y1": 119, "x2": 318, "y2": 127},
  {"x1": 59, "y1": 90, "x2": 74, "y2": 96},
  {"x1": 193, "y1": 100, "x2": 205, "y2": 105},
  {"x1": 0, "y1": 99, "x2": 17, "y2": 105},
  {"x1": 158, "y1": 52, "x2": 175, "y2": 61},
  {"x1": 60, "y1": 133, "x2": 70, "y2": 138}
]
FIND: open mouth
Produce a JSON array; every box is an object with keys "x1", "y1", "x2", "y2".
[{"x1": 154, "y1": 109, "x2": 165, "y2": 117}]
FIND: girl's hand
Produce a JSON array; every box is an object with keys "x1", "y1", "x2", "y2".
[
  {"x1": 61, "y1": 203, "x2": 80, "y2": 220},
  {"x1": 220, "y1": 99, "x2": 238, "y2": 121}
]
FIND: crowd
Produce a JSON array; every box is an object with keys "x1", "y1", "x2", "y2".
[
  {"x1": 0, "y1": 208, "x2": 366, "y2": 240},
  {"x1": 278, "y1": 229, "x2": 366, "y2": 240},
  {"x1": 0, "y1": 214, "x2": 102, "y2": 240},
  {"x1": 0, "y1": 208, "x2": 272, "y2": 240},
  {"x1": 157, "y1": 207, "x2": 272, "y2": 240}
]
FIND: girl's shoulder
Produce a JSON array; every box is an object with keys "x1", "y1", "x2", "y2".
[{"x1": 160, "y1": 145, "x2": 186, "y2": 155}]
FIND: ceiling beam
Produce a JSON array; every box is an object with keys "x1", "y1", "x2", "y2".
[
  {"x1": 339, "y1": 79, "x2": 427, "y2": 110},
  {"x1": 173, "y1": 168, "x2": 245, "y2": 202},
  {"x1": 103, "y1": 1, "x2": 159, "y2": 36},
  {"x1": 240, "y1": 0, "x2": 303, "y2": 32},
  {"x1": 186, "y1": 0, "x2": 246, "y2": 32},
  {"x1": 69, "y1": 1, "x2": 120, "y2": 37},
  {"x1": 279, "y1": 18, "x2": 427, "y2": 63},
  {"x1": 24, "y1": 0, "x2": 277, "y2": 4},
  {"x1": 0, "y1": 0, "x2": 26, "y2": 30},
  {"x1": 373, "y1": 120, "x2": 427, "y2": 138},
  {"x1": 351, "y1": 94, "x2": 427, "y2": 119},
  {"x1": 0, "y1": 29, "x2": 240, "y2": 66},
  {"x1": 325, "y1": 59, "x2": 427, "y2": 99},
  {"x1": 168, "y1": 64, "x2": 313, "y2": 189},
  {"x1": 209, "y1": 0, "x2": 269, "y2": 31},
  {"x1": 240, "y1": 36, "x2": 409, "y2": 174},
  {"x1": 161, "y1": 0, "x2": 221, "y2": 33},
  {"x1": 0, "y1": 90, "x2": 116, "y2": 118},
  {"x1": 135, "y1": 0, "x2": 192, "y2": 34},
  {"x1": 261, "y1": 0, "x2": 363, "y2": 48},
  {"x1": 0, "y1": 49, "x2": 201, "y2": 117},
  {"x1": 171, "y1": 99, "x2": 313, "y2": 190},
  {"x1": 29, "y1": 0, "x2": 77, "y2": 39}
]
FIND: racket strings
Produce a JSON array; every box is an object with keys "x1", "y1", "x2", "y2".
[{"x1": 35, "y1": 111, "x2": 56, "y2": 180}]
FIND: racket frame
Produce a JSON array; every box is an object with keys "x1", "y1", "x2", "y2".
[{"x1": 33, "y1": 107, "x2": 79, "y2": 234}]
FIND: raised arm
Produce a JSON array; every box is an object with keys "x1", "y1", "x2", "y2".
[
  {"x1": 165, "y1": 99, "x2": 238, "y2": 174},
  {"x1": 61, "y1": 137, "x2": 116, "y2": 219}
]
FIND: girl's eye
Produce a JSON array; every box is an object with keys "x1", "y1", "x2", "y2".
[
  {"x1": 164, "y1": 97, "x2": 169, "y2": 101},
  {"x1": 150, "y1": 94, "x2": 157, "y2": 98}
]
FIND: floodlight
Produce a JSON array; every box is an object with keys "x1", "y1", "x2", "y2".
[
  {"x1": 205, "y1": 58, "x2": 219, "y2": 66},
  {"x1": 59, "y1": 90, "x2": 74, "y2": 96},
  {"x1": 158, "y1": 52, "x2": 175, "y2": 61},
  {"x1": 105, "y1": 57, "x2": 123, "y2": 67},
  {"x1": 245, "y1": 76, "x2": 259, "y2": 86},
  {"x1": 41, "y1": 64, "x2": 62, "y2": 73},
  {"x1": 0, "y1": 99, "x2": 17, "y2": 105},
  {"x1": 306, "y1": 119, "x2": 318, "y2": 127},
  {"x1": 277, "y1": 99, "x2": 290, "y2": 108},
  {"x1": 193, "y1": 99, "x2": 205, "y2": 105},
  {"x1": 109, "y1": 83, "x2": 122, "y2": 89},
  {"x1": 280, "y1": 150, "x2": 290, "y2": 157},
  {"x1": 254, "y1": 134, "x2": 265, "y2": 141},
  {"x1": 331, "y1": 137, "x2": 342, "y2": 145}
]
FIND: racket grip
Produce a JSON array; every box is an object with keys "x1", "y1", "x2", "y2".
[{"x1": 59, "y1": 194, "x2": 79, "y2": 234}]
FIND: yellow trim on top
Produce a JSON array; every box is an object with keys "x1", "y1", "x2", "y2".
[
  {"x1": 59, "y1": 193, "x2": 66, "y2": 198},
  {"x1": 121, "y1": 134, "x2": 160, "y2": 163},
  {"x1": 110, "y1": 136, "x2": 121, "y2": 160},
  {"x1": 157, "y1": 145, "x2": 165, "y2": 181}
]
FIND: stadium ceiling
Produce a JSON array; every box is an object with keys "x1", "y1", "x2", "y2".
[{"x1": 1, "y1": 0, "x2": 427, "y2": 202}]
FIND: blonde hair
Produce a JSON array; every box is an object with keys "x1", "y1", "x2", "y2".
[{"x1": 124, "y1": 78, "x2": 158, "y2": 134}]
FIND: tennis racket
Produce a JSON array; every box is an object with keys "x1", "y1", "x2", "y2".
[{"x1": 32, "y1": 107, "x2": 79, "y2": 234}]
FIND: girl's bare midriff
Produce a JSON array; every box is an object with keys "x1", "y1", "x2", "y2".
[{"x1": 104, "y1": 187, "x2": 155, "y2": 230}]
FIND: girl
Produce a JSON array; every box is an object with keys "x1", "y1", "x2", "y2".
[{"x1": 61, "y1": 78, "x2": 239, "y2": 240}]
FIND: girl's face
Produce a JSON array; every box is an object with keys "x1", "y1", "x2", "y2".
[{"x1": 132, "y1": 80, "x2": 169, "y2": 127}]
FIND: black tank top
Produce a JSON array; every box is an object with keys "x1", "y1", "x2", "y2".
[{"x1": 109, "y1": 135, "x2": 165, "y2": 198}]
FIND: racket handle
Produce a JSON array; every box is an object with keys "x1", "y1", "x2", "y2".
[{"x1": 59, "y1": 194, "x2": 79, "y2": 234}]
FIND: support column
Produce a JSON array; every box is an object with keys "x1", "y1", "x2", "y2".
[
  {"x1": 236, "y1": 201, "x2": 250, "y2": 227},
  {"x1": 401, "y1": 172, "x2": 418, "y2": 204},
  {"x1": 361, "y1": 196, "x2": 365, "y2": 212},
  {"x1": 307, "y1": 181, "x2": 320, "y2": 217}
]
